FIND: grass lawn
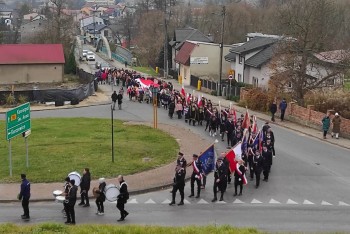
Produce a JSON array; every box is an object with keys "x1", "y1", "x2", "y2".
[
  {"x1": 344, "y1": 81, "x2": 350, "y2": 90},
  {"x1": 132, "y1": 66, "x2": 158, "y2": 77},
  {"x1": 0, "y1": 118, "x2": 179, "y2": 183},
  {"x1": 0, "y1": 223, "x2": 259, "y2": 234}
]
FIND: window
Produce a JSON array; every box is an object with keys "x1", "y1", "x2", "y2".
[
  {"x1": 288, "y1": 82, "x2": 292, "y2": 88},
  {"x1": 253, "y1": 77, "x2": 259, "y2": 87},
  {"x1": 239, "y1": 55, "x2": 244, "y2": 64},
  {"x1": 104, "y1": 30, "x2": 108, "y2": 37},
  {"x1": 238, "y1": 73, "x2": 242, "y2": 82}
]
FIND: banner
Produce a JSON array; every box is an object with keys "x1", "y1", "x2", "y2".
[{"x1": 199, "y1": 144, "x2": 215, "y2": 175}]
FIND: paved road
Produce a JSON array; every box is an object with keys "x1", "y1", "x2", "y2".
[{"x1": 1, "y1": 93, "x2": 350, "y2": 231}]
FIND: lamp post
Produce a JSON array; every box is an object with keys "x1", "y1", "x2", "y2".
[
  {"x1": 163, "y1": 0, "x2": 168, "y2": 79},
  {"x1": 150, "y1": 85, "x2": 159, "y2": 129},
  {"x1": 218, "y1": 5, "x2": 226, "y2": 96},
  {"x1": 111, "y1": 104, "x2": 115, "y2": 163}
]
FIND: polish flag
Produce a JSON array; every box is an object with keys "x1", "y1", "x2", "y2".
[
  {"x1": 235, "y1": 162, "x2": 248, "y2": 185},
  {"x1": 197, "y1": 94, "x2": 202, "y2": 107},
  {"x1": 225, "y1": 143, "x2": 242, "y2": 173},
  {"x1": 181, "y1": 84, "x2": 186, "y2": 97},
  {"x1": 252, "y1": 115, "x2": 258, "y2": 134},
  {"x1": 242, "y1": 109, "x2": 250, "y2": 129}
]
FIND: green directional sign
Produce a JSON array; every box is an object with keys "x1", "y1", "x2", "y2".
[{"x1": 6, "y1": 102, "x2": 31, "y2": 141}]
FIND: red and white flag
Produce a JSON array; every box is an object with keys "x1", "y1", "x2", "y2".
[
  {"x1": 242, "y1": 109, "x2": 250, "y2": 129},
  {"x1": 252, "y1": 115, "x2": 258, "y2": 134},
  {"x1": 197, "y1": 94, "x2": 202, "y2": 107},
  {"x1": 235, "y1": 162, "x2": 248, "y2": 185},
  {"x1": 225, "y1": 143, "x2": 242, "y2": 173},
  {"x1": 181, "y1": 84, "x2": 186, "y2": 97},
  {"x1": 192, "y1": 160, "x2": 202, "y2": 180}
]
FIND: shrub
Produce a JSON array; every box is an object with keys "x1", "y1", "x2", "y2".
[
  {"x1": 18, "y1": 95, "x2": 27, "y2": 104},
  {"x1": 226, "y1": 95, "x2": 240, "y2": 102},
  {"x1": 5, "y1": 93, "x2": 16, "y2": 106},
  {"x1": 211, "y1": 90, "x2": 218, "y2": 96},
  {"x1": 239, "y1": 88, "x2": 269, "y2": 112}
]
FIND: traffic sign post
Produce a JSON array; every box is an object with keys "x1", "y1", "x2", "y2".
[
  {"x1": 5, "y1": 103, "x2": 31, "y2": 176},
  {"x1": 228, "y1": 75, "x2": 233, "y2": 98}
]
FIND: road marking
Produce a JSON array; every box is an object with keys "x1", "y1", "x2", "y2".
[
  {"x1": 251, "y1": 199, "x2": 262, "y2": 204},
  {"x1": 145, "y1": 199, "x2": 156, "y2": 204},
  {"x1": 269, "y1": 199, "x2": 281, "y2": 204},
  {"x1": 128, "y1": 198, "x2": 138, "y2": 204},
  {"x1": 161, "y1": 199, "x2": 171, "y2": 204},
  {"x1": 303, "y1": 200, "x2": 314, "y2": 205},
  {"x1": 321, "y1": 200, "x2": 332, "y2": 206},
  {"x1": 339, "y1": 201, "x2": 350, "y2": 206},
  {"x1": 197, "y1": 199, "x2": 209, "y2": 204},
  {"x1": 216, "y1": 200, "x2": 226, "y2": 204},
  {"x1": 286, "y1": 199, "x2": 298, "y2": 205},
  {"x1": 184, "y1": 199, "x2": 191, "y2": 204},
  {"x1": 233, "y1": 199, "x2": 244, "y2": 204}
]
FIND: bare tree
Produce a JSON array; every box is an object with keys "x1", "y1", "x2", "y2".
[{"x1": 269, "y1": 0, "x2": 350, "y2": 105}]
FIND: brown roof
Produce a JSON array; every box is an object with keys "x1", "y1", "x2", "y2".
[{"x1": 174, "y1": 41, "x2": 196, "y2": 66}]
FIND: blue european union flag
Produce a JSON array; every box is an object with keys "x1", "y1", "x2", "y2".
[{"x1": 199, "y1": 145, "x2": 215, "y2": 175}]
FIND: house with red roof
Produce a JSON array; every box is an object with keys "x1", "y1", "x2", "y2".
[{"x1": 0, "y1": 44, "x2": 65, "y2": 84}]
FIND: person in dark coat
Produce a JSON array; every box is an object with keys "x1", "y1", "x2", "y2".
[
  {"x1": 234, "y1": 160, "x2": 246, "y2": 196},
  {"x1": 169, "y1": 165, "x2": 186, "y2": 206},
  {"x1": 168, "y1": 101, "x2": 175, "y2": 119},
  {"x1": 265, "y1": 128, "x2": 276, "y2": 156},
  {"x1": 270, "y1": 100, "x2": 277, "y2": 122},
  {"x1": 322, "y1": 112, "x2": 331, "y2": 139},
  {"x1": 117, "y1": 91, "x2": 123, "y2": 110},
  {"x1": 262, "y1": 145, "x2": 272, "y2": 182},
  {"x1": 79, "y1": 168, "x2": 91, "y2": 207},
  {"x1": 212, "y1": 157, "x2": 228, "y2": 202},
  {"x1": 111, "y1": 91, "x2": 118, "y2": 110},
  {"x1": 18, "y1": 174, "x2": 30, "y2": 220},
  {"x1": 189, "y1": 154, "x2": 203, "y2": 198},
  {"x1": 117, "y1": 175, "x2": 129, "y2": 221},
  {"x1": 65, "y1": 179, "x2": 78, "y2": 225},
  {"x1": 331, "y1": 113, "x2": 341, "y2": 139},
  {"x1": 253, "y1": 151, "x2": 263, "y2": 188},
  {"x1": 279, "y1": 98, "x2": 287, "y2": 121},
  {"x1": 95, "y1": 178, "x2": 106, "y2": 215}
]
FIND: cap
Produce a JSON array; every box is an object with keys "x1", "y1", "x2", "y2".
[
  {"x1": 335, "y1": 113, "x2": 339, "y2": 116},
  {"x1": 178, "y1": 152, "x2": 184, "y2": 156},
  {"x1": 193, "y1": 154, "x2": 199, "y2": 158},
  {"x1": 65, "y1": 177, "x2": 70, "y2": 182},
  {"x1": 99, "y1": 178, "x2": 105, "y2": 184},
  {"x1": 70, "y1": 179, "x2": 75, "y2": 185}
]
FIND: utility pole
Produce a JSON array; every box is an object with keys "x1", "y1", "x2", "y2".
[
  {"x1": 218, "y1": 5, "x2": 226, "y2": 96},
  {"x1": 164, "y1": 0, "x2": 168, "y2": 79}
]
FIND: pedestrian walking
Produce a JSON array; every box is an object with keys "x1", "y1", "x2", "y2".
[
  {"x1": 270, "y1": 100, "x2": 277, "y2": 122},
  {"x1": 65, "y1": 179, "x2": 78, "y2": 225},
  {"x1": 95, "y1": 178, "x2": 106, "y2": 215},
  {"x1": 279, "y1": 98, "x2": 287, "y2": 121},
  {"x1": 117, "y1": 91, "x2": 123, "y2": 110},
  {"x1": 111, "y1": 91, "x2": 118, "y2": 110},
  {"x1": 331, "y1": 113, "x2": 341, "y2": 139},
  {"x1": 233, "y1": 160, "x2": 246, "y2": 196},
  {"x1": 212, "y1": 157, "x2": 228, "y2": 202},
  {"x1": 18, "y1": 174, "x2": 30, "y2": 220},
  {"x1": 322, "y1": 112, "x2": 331, "y2": 139},
  {"x1": 79, "y1": 168, "x2": 91, "y2": 207},
  {"x1": 116, "y1": 175, "x2": 129, "y2": 221},
  {"x1": 169, "y1": 165, "x2": 186, "y2": 206},
  {"x1": 188, "y1": 154, "x2": 203, "y2": 198},
  {"x1": 262, "y1": 145, "x2": 272, "y2": 182},
  {"x1": 253, "y1": 151, "x2": 263, "y2": 189}
]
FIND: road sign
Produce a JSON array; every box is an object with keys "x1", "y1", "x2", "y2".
[{"x1": 6, "y1": 102, "x2": 31, "y2": 141}]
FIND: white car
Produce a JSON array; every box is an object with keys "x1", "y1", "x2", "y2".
[
  {"x1": 86, "y1": 51, "x2": 95, "y2": 61},
  {"x1": 82, "y1": 50, "x2": 88, "y2": 58}
]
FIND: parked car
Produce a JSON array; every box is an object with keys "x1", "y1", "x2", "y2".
[
  {"x1": 86, "y1": 51, "x2": 95, "y2": 61},
  {"x1": 82, "y1": 50, "x2": 88, "y2": 58}
]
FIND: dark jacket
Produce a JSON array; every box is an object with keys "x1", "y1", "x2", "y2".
[
  {"x1": 234, "y1": 164, "x2": 246, "y2": 179},
  {"x1": 111, "y1": 92, "x2": 118, "y2": 102},
  {"x1": 253, "y1": 155, "x2": 263, "y2": 174},
  {"x1": 279, "y1": 100, "x2": 287, "y2": 111},
  {"x1": 67, "y1": 185, "x2": 78, "y2": 205},
  {"x1": 174, "y1": 168, "x2": 185, "y2": 185},
  {"x1": 117, "y1": 93, "x2": 123, "y2": 104},
  {"x1": 322, "y1": 116, "x2": 331, "y2": 131},
  {"x1": 270, "y1": 103, "x2": 277, "y2": 114},
  {"x1": 118, "y1": 181, "x2": 129, "y2": 203},
  {"x1": 96, "y1": 182, "x2": 106, "y2": 202},
  {"x1": 19, "y1": 179, "x2": 31, "y2": 200},
  {"x1": 81, "y1": 173, "x2": 91, "y2": 191},
  {"x1": 262, "y1": 150, "x2": 272, "y2": 168}
]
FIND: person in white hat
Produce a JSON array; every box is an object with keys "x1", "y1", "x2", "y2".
[{"x1": 331, "y1": 113, "x2": 341, "y2": 139}]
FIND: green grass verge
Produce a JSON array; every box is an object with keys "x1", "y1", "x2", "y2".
[
  {"x1": 0, "y1": 118, "x2": 179, "y2": 183},
  {"x1": 132, "y1": 66, "x2": 158, "y2": 76},
  {"x1": 344, "y1": 81, "x2": 350, "y2": 90},
  {"x1": 0, "y1": 223, "x2": 259, "y2": 234}
]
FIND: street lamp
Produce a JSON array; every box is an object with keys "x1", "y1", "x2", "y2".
[
  {"x1": 218, "y1": 5, "x2": 226, "y2": 96},
  {"x1": 150, "y1": 85, "x2": 159, "y2": 129}
]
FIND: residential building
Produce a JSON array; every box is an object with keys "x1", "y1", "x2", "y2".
[
  {"x1": 83, "y1": 23, "x2": 113, "y2": 43},
  {"x1": 80, "y1": 16, "x2": 104, "y2": 31},
  {"x1": 23, "y1": 13, "x2": 46, "y2": 22},
  {"x1": 0, "y1": 44, "x2": 65, "y2": 84},
  {"x1": 0, "y1": 0, "x2": 13, "y2": 25},
  {"x1": 20, "y1": 19, "x2": 48, "y2": 43},
  {"x1": 175, "y1": 40, "x2": 231, "y2": 86},
  {"x1": 169, "y1": 27, "x2": 213, "y2": 71},
  {"x1": 85, "y1": 0, "x2": 115, "y2": 6}
]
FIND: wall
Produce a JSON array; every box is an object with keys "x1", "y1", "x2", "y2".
[
  {"x1": 246, "y1": 64, "x2": 271, "y2": 87},
  {"x1": 179, "y1": 64, "x2": 191, "y2": 86},
  {"x1": 190, "y1": 44, "x2": 231, "y2": 81},
  {"x1": 0, "y1": 64, "x2": 64, "y2": 84}
]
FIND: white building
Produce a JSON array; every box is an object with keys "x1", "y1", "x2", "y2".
[{"x1": 80, "y1": 16, "x2": 104, "y2": 32}]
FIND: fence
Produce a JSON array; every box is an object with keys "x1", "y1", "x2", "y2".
[
  {"x1": 189, "y1": 76, "x2": 240, "y2": 97},
  {"x1": 101, "y1": 47, "x2": 132, "y2": 65}
]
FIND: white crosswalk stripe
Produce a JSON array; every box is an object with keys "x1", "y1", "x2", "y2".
[
  {"x1": 339, "y1": 201, "x2": 350, "y2": 206},
  {"x1": 197, "y1": 199, "x2": 209, "y2": 204},
  {"x1": 145, "y1": 199, "x2": 156, "y2": 204},
  {"x1": 161, "y1": 199, "x2": 171, "y2": 204},
  {"x1": 233, "y1": 199, "x2": 244, "y2": 204},
  {"x1": 251, "y1": 199, "x2": 262, "y2": 204},
  {"x1": 128, "y1": 198, "x2": 138, "y2": 204},
  {"x1": 184, "y1": 199, "x2": 191, "y2": 204},
  {"x1": 286, "y1": 199, "x2": 298, "y2": 205},
  {"x1": 321, "y1": 200, "x2": 332, "y2": 206},
  {"x1": 303, "y1": 200, "x2": 315, "y2": 205},
  {"x1": 269, "y1": 199, "x2": 281, "y2": 204},
  {"x1": 216, "y1": 200, "x2": 226, "y2": 204}
]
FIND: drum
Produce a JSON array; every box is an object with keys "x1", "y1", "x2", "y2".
[
  {"x1": 105, "y1": 184, "x2": 120, "y2": 202},
  {"x1": 55, "y1": 196, "x2": 66, "y2": 203},
  {"x1": 68, "y1": 172, "x2": 81, "y2": 186},
  {"x1": 53, "y1": 190, "x2": 63, "y2": 197}
]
